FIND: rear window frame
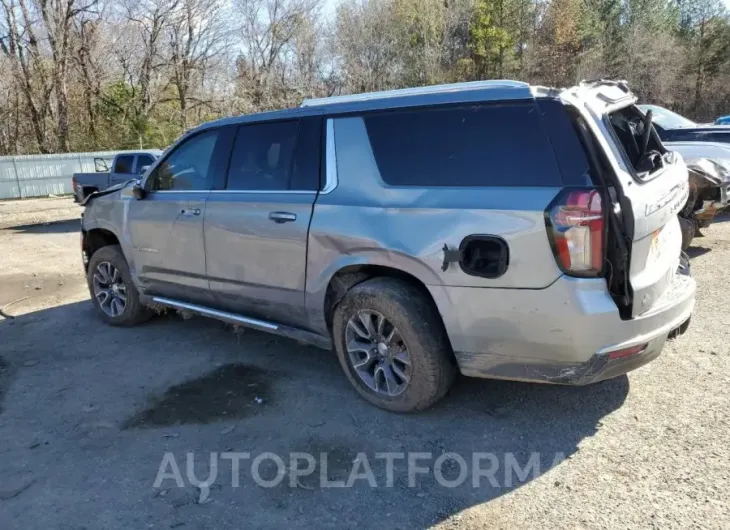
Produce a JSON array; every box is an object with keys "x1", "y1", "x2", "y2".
[{"x1": 601, "y1": 104, "x2": 670, "y2": 184}]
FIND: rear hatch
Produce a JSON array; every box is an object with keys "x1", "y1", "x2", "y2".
[{"x1": 561, "y1": 82, "x2": 689, "y2": 318}]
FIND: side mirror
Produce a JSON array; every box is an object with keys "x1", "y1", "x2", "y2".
[
  {"x1": 132, "y1": 183, "x2": 146, "y2": 200},
  {"x1": 139, "y1": 165, "x2": 150, "y2": 175}
]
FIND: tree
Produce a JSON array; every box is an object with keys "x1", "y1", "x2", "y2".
[{"x1": 166, "y1": 0, "x2": 226, "y2": 130}]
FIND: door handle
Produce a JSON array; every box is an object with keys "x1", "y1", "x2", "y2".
[
  {"x1": 268, "y1": 212, "x2": 297, "y2": 223},
  {"x1": 181, "y1": 208, "x2": 201, "y2": 216}
]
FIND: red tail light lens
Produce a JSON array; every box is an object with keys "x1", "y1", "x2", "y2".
[
  {"x1": 546, "y1": 189, "x2": 604, "y2": 276},
  {"x1": 608, "y1": 343, "x2": 647, "y2": 360}
]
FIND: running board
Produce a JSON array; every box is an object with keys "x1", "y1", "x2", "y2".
[{"x1": 151, "y1": 297, "x2": 332, "y2": 350}]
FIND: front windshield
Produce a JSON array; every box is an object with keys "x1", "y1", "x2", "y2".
[{"x1": 639, "y1": 104, "x2": 696, "y2": 129}]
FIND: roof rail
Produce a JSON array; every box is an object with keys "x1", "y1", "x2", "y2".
[{"x1": 301, "y1": 80, "x2": 530, "y2": 108}]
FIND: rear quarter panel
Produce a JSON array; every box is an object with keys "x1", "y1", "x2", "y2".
[{"x1": 305, "y1": 116, "x2": 564, "y2": 334}]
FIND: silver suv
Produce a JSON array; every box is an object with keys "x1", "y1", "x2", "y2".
[{"x1": 81, "y1": 80, "x2": 695, "y2": 412}]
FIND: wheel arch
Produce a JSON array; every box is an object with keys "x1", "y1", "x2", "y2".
[
  {"x1": 82, "y1": 225, "x2": 122, "y2": 272},
  {"x1": 84, "y1": 227, "x2": 120, "y2": 256},
  {"x1": 321, "y1": 264, "x2": 450, "y2": 347}
]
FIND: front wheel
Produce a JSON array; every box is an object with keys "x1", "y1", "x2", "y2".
[
  {"x1": 332, "y1": 278, "x2": 456, "y2": 413},
  {"x1": 87, "y1": 245, "x2": 152, "y2": 326}
]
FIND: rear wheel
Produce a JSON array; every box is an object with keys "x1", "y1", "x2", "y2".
[
  {"x1": 332, "y1": 278, "x2": 456, "y2": 412},
  {"x1": 87, "y1": 245, "x2": 151, "y2": 326}
]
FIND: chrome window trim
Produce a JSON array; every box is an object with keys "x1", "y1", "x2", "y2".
[
  {"x1": 209, "y1": 190, "x2": 317, "y2": 195},
  {"x1": 147, "y1": 190, "x2": 211, "y2": 194},
  {"x1": 321, "y1": 118, "x2": 338, "y2": 194}
]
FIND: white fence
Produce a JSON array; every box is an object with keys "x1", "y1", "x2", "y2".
[{"x1": 0, "y1": 150, "x2": 135, "y2": 200}]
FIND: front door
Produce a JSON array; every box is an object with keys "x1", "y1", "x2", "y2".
[
  {"x1": 127, "y1": 127, "x2": 230, "y2": 304},
  {"x1": 205, "y1": 117, "x2": 321, "y2": 329}
]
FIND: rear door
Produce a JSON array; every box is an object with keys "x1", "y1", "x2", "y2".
[
  {"x1": 128, "y1": 127, "x2": 233, "y2": 304},
  {"x1": 110, "y1": 154, "x2": 135, "y2": 187},
  {"x1": 570, "y1": 85, "x2": 689, "y2": 317},
  {"x1": 205, "y1": 116, "x2": 321, "y2": 329},
  {"x1": 134, "y1": 153, "x2": 157, "y2": 176}
]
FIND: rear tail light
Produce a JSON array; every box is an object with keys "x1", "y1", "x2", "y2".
[{"x1": 546, "y1": 189, "x2": 604, "y2": 276}]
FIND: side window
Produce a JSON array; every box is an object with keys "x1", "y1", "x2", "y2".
[
  {"x1": 537, "y1": 100, "x2": 593, "y2": 186},
  {"x1": 150, "y1": 129, "x2": 219, "y2": 191},
  {"x1": 363, "y1": 104, "x2": 562, "y2": 187},
  {"x1": 226, "y1": 121, "x2": 299, "y2": 191},
  {"x1": 113, "y1": 155, "x2": 134, "y2": 174},
  {"x1": 137, "y1": 154, "x2": 155, "y2": 173}
]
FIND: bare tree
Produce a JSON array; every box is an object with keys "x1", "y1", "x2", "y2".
[
  {"x1": 234, "y1": 0, "x2": 321, "y2": 110},
  {"x1": 72, "y1": 3, "x2": 106, "y2": 145},
  {"x1": 333, "y1": 0, "x2": 401, "y2": 93},
  {"x1": 115, "y1": 0, "x2": 179, "y2": 146},
  {"x1": 166, "y1": 0, "x2": 226, "y2": 130},
  {"x1": 40, "y1": 0, "x2": 101, "y2": 151},
  {"x1": 0, "y1": 0, "x2": 55, "y2": 151},
  {"x1": 0, "y1": 0, "x2": 728, "y2": 156}
]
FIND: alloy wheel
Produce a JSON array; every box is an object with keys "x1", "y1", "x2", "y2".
[
  {"x1": 92, "y1": 262, "x2": 127, "y2": 317},
  {"x1": 345, "y1": 310, "x2": 412, "y2": 396}
]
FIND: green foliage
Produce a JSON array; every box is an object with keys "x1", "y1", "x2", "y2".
[{"x1": 469, "y1": 0, "x2": 518, "y2": 78}]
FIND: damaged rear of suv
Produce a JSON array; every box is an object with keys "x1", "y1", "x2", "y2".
[
  {"x1": 80, "y1": 79, "x2": 695, "y2": 412},
  {"x1": 461, "y1": 79, "x2": 696, "y2": 385}
]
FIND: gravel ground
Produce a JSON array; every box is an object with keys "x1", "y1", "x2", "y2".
[
  {"x1": 0, "y1": 196, "x2": 79, "y2": 230},
  {"x1": 0, "y1": 197, "x2": 728, "y2": 529}
]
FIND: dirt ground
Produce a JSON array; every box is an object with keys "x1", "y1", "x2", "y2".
[{"x1": 1, "y1": 197, "x2": 729, "y2": 529}]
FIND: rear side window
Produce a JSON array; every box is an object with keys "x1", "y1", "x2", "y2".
[
  {"x1": 227, "y1": 121, "x2": 299, "y2": 191},
  {"x1": 363, "y1": 103, "x2": 562, "y2": 187},
  {"x1": 113, "y1": 155, "x2": 134, "y2": 174},
  {"x1": 137, "y1": 154, "x2": 155, "y2": 171},
  {"x1": 537, "y1": 100, "x2": 593, "y2": 186},
  {"x1": 290, "y1": 117, "x2": 322, "y2": 191}
]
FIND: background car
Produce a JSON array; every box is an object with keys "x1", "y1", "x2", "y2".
[{"x1": 639, "y1": 104, "x2": 730, "y2": 144}]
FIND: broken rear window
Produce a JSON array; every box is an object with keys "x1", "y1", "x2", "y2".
[{"x1": 607, "y1": 105, "x2": 668, "y2": 179}]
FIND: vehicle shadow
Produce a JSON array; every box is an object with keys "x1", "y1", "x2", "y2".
[
  {"x1": 0, "y1": 300, "x2": 629, "y2": 529},
  {"x1": 686, "y1": 246, "x2": 712, "y2": 258},
  {"x1": 4, "y1": 218, "x2": 80, "y2": 234}
]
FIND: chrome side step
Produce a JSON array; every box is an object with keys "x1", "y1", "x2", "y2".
[{"x1": 151, "y1": 296, "x2": 332, "y2": 350}]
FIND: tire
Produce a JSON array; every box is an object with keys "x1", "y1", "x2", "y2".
[
  {"x1": 86, "y1": 245, "x2": 152, "y2": 326},
  {"x1": 332, "y1": 277, "x2": 456, "y2": 412}
]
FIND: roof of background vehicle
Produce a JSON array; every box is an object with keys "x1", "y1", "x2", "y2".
[{"x1": 120, "y1": 149, "x2": 163, "y2": 156}]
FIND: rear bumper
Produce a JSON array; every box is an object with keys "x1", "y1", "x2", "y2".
[{"x1": 429, "y1": 263, "x2": 696, "y2": 385}]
